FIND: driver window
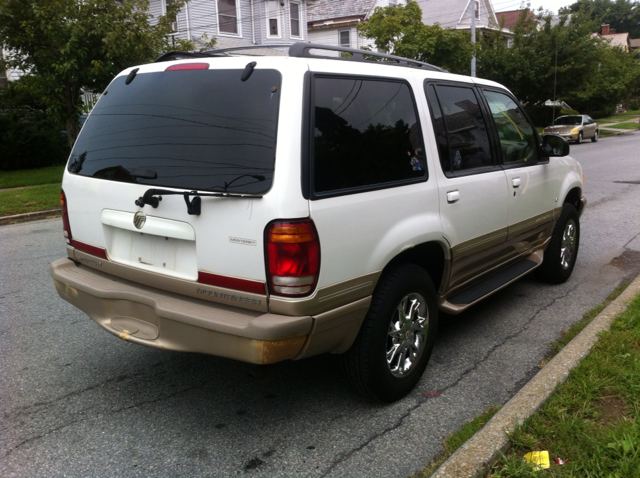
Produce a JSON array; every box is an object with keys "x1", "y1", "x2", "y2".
[{"x1": 482, "y1": 90, "x2": 539, "y2": 164}]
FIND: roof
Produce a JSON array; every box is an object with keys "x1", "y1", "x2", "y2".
[
  {"x1": 630, "y1": 38, "x2": 640, "y2": 49},
  {"x1": 307, "y1": 0, "x2": 376, "y2": 22},
  {"x1": 602, "y1": 32, "x2": 630, "y2": 49},
  {"x1": 496, "y1": 9, "x2": 536, "y2": 30}
]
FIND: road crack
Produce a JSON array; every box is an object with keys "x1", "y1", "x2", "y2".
[{"x1": 320, "y1": 284, "x2": 579, "y2": 475}]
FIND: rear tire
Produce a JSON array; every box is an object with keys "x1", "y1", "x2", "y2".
[
  {"x1": 536, "y1": 203, "x2": 580, "y2": 284},
  {"x1": 591, "y1": 130, "x2": 598, "y2": 142},
  {"x1": 343, "y1": 264, "x2": 438, "y2": 402}
]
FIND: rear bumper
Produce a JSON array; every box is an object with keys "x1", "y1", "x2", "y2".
[{"x1": 51, "y1": 258, "x2": 369, "y2": 364}]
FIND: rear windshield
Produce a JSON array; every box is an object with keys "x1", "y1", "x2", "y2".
[{"x1": 68, "y1": 68, "x2": 281, "y2": 194}]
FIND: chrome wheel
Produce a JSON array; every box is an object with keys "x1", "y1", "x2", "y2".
[
  {"x1": 560, "y1": 219, "x2": 577, "y2": 270},
  {"x1": 386, "y1": 293, "x2": 428, "y2": 377}
]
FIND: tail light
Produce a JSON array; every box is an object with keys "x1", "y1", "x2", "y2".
[
  {"x1": 61, "y1": 189, "x2": 72, "y2": 244},
  {"x1": 266, "y1": 220, "x2": 320, "y2": 297}
]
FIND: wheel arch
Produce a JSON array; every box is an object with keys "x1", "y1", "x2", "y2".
[
  {"x1": 379, "y1": 241, "x2": 446, "y2": 293},
  {"x1": 563, "y1": 186, "x2": 584, "y2": 216}
]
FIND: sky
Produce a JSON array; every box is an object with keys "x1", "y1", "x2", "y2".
[{"x1": 492, "y1": 0, "x2": 577, "y2": 14}]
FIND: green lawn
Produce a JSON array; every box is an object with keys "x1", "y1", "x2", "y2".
[
  {"x1": 0, "y1": 183, "x2": 61, "y2": 216},
  {"x1": 606, "y1": 122, "x2": 640, "y2": 130},
  {"x1": 488, "y1": 293, "x2": 640, "y2": 477},
  {"x1": 0, "y1": 165, "x2": 64, "y2": 189}
]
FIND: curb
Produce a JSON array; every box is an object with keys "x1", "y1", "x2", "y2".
[
  {"x1": 0, "y1": 209, "x2": 61, "y2": 226},
  {"x1": 431, "y1": 273, "x2": 640, "y2": 478}
]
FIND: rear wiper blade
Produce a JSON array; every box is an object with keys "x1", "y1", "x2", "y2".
[{"x1": 135, "y1": 188, "x2": 262, "y2": 215}]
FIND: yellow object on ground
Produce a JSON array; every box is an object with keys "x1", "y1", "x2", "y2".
[{"x1": 524, "y1": 451, "x2": 550, "y2": 470}]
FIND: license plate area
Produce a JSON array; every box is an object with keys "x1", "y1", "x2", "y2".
[{"x1": 101, "y1": 210, "x2": 197, "y2": 280}]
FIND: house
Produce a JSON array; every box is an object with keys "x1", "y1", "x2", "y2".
[
  {"x1": 495, "y1": 8, "x2": 537, "y2": 31},
  {"x1": 149, "y1": 0, "x2": 310, "y2": 50},
  {"x1": 600, "y1": 24, "x2": 630, "y2": 51},
  {"x1": 307, "y1": 0, "x2": 508, "y2": 52},
  {"x1": 307, "y1": 0, "x2": 408, "y2": 51},
  {"x1": 416, "y1": 0, "x2": 504, "y2": 34}
]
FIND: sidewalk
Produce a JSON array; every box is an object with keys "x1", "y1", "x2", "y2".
[
  {"x1": 430, "y1": 273, "x2": 640, "y2": 478},
  {"x1": 0, "y1": 208, "x2": 61, "y2": 226}
]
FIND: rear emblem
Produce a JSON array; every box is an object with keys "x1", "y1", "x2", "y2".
[{"x1": 133, "y1": 211, "x2": 147, "y2": 229}]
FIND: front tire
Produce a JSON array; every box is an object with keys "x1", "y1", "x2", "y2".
[
  {"x1": 575, "y1": 132, "x2": 582, "y2": 144},
  {"x1": 537, "y1": 203, "x2": 580, "y2": 284},
  {"x1": 343, "y1": 264, "x2": 438, "y2": 402},
  {"x1": 591, "y1": 130, "x2": 598, "y2": 142}
]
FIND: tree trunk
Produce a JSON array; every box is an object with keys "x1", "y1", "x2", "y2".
[{"x1": 66, "y1": 116, "x2": 81, "y2": 149}]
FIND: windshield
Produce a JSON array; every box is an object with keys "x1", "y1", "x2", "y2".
[
  {"x1": 68, "y1": 68, "x2": 281, "y2": 194},
  {"x1": 554, "y1": 116, "x2": 582, "y2": 126}
]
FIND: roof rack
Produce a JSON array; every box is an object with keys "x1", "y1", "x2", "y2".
[
  {"x1": 154, "y1": 45, "x2": 291, "y2": 63},
  {"x1": 154, "y1": 42, "x2": 446, "y2": 72},
  {"x1": 288, "y1": 42, "x2": 447, "y2": 72}
]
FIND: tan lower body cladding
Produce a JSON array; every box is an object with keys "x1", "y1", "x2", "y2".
[{"x1": 50, "y1": 258, "x2": 368, "y2": 364}]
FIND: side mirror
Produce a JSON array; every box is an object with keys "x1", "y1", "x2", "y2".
[{"x1": 541, "y1": 134, "x2": 570, "y2": 157}]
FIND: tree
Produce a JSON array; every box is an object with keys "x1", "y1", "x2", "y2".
[
  {"x1": 563, "y1": 0, "x2": 640, "y2": 38},
  {"x1": 357, "y1": 2, "x2": 474, "y2": 75},
  {"x1": 0, "y1": 0, "x2": 213, "y2": 148},
  {"x1": 477, "y1": 10, "x2": 640, "y2": 120}
]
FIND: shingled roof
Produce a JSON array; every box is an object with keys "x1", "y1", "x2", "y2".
[{"x1": 307, "y1": 0, "x2": 377, "y2": 22}]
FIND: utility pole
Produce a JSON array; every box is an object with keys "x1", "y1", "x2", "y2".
[{"x1": 471, "y1": 0, "x2": 476, "y2": 77}]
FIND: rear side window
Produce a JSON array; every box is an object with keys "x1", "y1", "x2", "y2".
[
  {"x1": 312, "y1": 76, "x2": 426, "y2": 195},
  {"x1": 68, "y1": 68, "x2": 281, "y2": 194},
  {"x1": 425, "y1": 84, "x2": 494, "y2": 175}
]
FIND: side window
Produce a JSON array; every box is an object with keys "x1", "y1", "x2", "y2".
[
  {"x1": 339, "y1": 30, "x2": 350, "y2": 48},
  {"x1": 266, "y1": 0, "x2": 281, "y2": 37},
  {"x1": 425, "y1": 84, "x2": 494, "y2": 175},
  {"x1": 217, "y1": 0, "x2": 239, "y2": 35},
  {"x1": 482, "y1": 90, "x2": 539, "y2": 164},
  {"x1": 289, "y1": 2, "x2": 301, "y2": 38},
  {"x1": 312, "y1": 76, "x2": 426, "y2": 194}
]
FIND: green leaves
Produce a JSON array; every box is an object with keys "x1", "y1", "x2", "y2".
[
  {"x1": 476, "y1": 10, "x2": 640, "y2": 119},
  {"x1": 357, "y1": 2, "x2": 474, "y2": 75},
  {"x1": 0, "y1": 0, "x2": 204, "y2": 147}
]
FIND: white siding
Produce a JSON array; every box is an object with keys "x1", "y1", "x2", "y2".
[
  {"x1": 418, "y1": 0, "x2": 497, "y2": 28},
  {"x1": 308, "y1": 25, "x2": 376, "y2": 52}
]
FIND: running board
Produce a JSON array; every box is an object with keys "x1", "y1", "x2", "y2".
[{"x1": 440, "y1": 255, "x2": 541, "y2": 314}]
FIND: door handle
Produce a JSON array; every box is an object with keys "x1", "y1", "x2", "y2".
[
  {"x1": 447, "y1": 190, "x2": 460, "y2": 203},
  {"x1": 512, "y1": 177, "x2": 521, "y2": 188}
]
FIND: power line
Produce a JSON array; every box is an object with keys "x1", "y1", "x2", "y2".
[{"x1": 162, "y1": 0, "x2": 527, "y2": 40}]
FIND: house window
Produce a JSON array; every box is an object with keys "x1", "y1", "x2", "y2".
[
  {"x1": 164, "y1": 0, "x2": 178, "y2": 32},
  {"x1": 290, "y1": 2, "x2": 301, "y2": 38},
  {"x1": 267, "y1": 0, "x2": 281, "y2": 37},
  {"x1": 218, "y1": 0, "x2": 239, "y2": 35},
  {"x1": 475, "y1": 0, "x2": 480, "y2": 20},
  {"x1": 339, "y1": 30, "x2": 350, "y2": 48}
]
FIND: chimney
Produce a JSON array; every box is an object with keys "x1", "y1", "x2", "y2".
[{"x1": 601, "y1": 24, "x2": 610, "y2": 35}]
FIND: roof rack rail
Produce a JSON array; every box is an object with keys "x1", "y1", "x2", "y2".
[
  {"x1": 288, "y1": 42, "x2": 447, "y2": 72},
  {"x1": 154, "y1": 44, "x2": 292, "y2": 63},
  {"x1": 154, "y1": 42, "x2": 447, "y2": 73}
]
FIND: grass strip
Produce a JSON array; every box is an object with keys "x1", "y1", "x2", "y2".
[
  {"x1": 607, "y1": 122, "x2": 640, "y2": 130},
  {"x1": 0, "y1": 165, "x2": 64, "y2": 189},
  {"x1": 413, "y1": 406, "x2": 501, "y2": 477},
  {"x1": 488, "y1": 293, "x2": 640, "y2": 477},
  {"x1": 0, "y1": 183, "x2": 61, "y2": 216}
]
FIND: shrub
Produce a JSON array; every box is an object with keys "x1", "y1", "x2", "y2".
[{"x1": 0, "y1": 79, "x2": 70, "y2": 170}]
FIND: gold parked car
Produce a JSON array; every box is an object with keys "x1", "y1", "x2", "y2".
[{"x1": 543, "y1": 115, "x2": 599, "y2": 144}]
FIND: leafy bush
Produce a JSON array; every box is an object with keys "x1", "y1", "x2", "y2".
[
  {"x1": 630, "y1": 99, "x2": 639, "y2": 111},
  {"x1": 0, "y1": 78, "x2": 70, "y2": 170}
]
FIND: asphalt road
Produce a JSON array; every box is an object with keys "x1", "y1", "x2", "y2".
[{"x1": 2, "y1": 131, "x2": 640, "y2": 478}]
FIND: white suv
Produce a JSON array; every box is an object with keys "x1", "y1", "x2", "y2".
[{"x1": 51, "y1": 43, "x2": 585, "y2": 402}]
